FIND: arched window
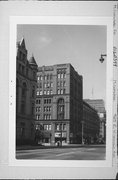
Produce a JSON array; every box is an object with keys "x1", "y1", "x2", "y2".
[{"x1": 57, "y1": 98, "x2": 65, "y2": 120}]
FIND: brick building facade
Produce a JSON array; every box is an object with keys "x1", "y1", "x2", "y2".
[
  {"x1": 35, "y1": 64, "x2": 83, "y2": 145},
  {"x1": 82, "y1": 101, "x2": 100, "y2": 144}
]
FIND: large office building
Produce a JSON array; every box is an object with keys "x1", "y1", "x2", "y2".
[
  {"x1": 35, "y1": 64, "x2": 83, "y2": 145},
  {"x1": 82, "y1": 101, "x2": 100, "y2": 144},
  {"x1": 84, "y1": 99, "x2": 106, "y2": 142},
  {"x1": 16, "y1": 38, "x2": 38, "y2": 145}
]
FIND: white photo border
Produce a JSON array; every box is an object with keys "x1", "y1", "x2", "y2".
[{"x1": 9, "y1": 16, "x2": 114, "y2": 168}]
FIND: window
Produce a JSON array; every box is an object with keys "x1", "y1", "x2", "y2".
[
  {"x1": 57, "y1": 98, "x2": 65, "y2": 120},
  {"x1": 36, "y1": 91, "x2": 39, "y2": 96},
  {"x1": 50, "y1": 90, "x2": 53, "y2": 95},
  {"x1": 50, "y1": 82, "x2": 53, "y2": 87},
  {"x1": 63, "y1": 88, "x2": 65, "y2": 94},
  {"x1": 49, "y1": 124, "x2": 51, "y2": 130},
  {"x1": 36, "y1": 99, "x2": 41, "y2": 104},
  {"x1": 47, "y1": 90, "x2": 50, "y2": 95},
  {"x1": 61, "y1": 73, "x2": 63, "y2": 79},
  {"x1": 37, "y1": 76, "x2": 40, "y2": 81},
  {"x1": 60, "y1": 89, "x2": 63, "y2": 94},
  {"x1": 44, "y1": 83, "x2": 47, "y2": 88},
  {"x1": 57, "y1": 73, "x2": 61, "y2": 79},
  {"x1": 57, "y1": 89, "x2": 60, "y2": 94},
  {"x1": 39, "y1": 91, "x2": 42, "y2": 95},
  {"x1": 44, "y1": 124, "x2": 51, "y2": 130},
  {"x1": 40, "y1": 75, "x2": 42, "y2": 80},
  {"x1": 44, "y1": 98, "x2": 52, "y2": 104},
  {"x1": 63, "y1": 124, "x2": 66, "y2": 130},
  {"x1": 44, "y1": 114, "x2": 47, "y2": 120},
  {"x1": 63, "y1": 81, "x2": 66, "y2": 87},
  {"x1": 36, "y1": 115, "x2": 40, "y2": 120},
  {"x1": 44, "y1": 90, "x2": 47, "y2": 95},
  {"x1": 63, "y1": 73, "x2": 66, "y2": 79},
  {"x1": 44, "y1": 75, "x2": 47, "y2": 80}
]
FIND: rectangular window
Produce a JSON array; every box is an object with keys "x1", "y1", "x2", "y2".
[
  {"x1": 57, "y1": 89, "x2": 60, "y2": 94},
  {"x1": 63, "y1": 124, "x2": 66, "y2": 130},
  {"x1": 49, "y1": 124, "x2": 51, "y2": 130},
  {"x1": 50, "y1": 90, "x2": 53, "y2": 95},
  {"x1": 60, "y1": 89, "x2": 63, "y2": 94},
  {"x1": 50, "y1": 82, "x2": 53, "y2": 88},
  {"x1": 61, "y1": 73, "x2": 63, "y2": 79},
  {"x1": 44, "y1": 75, "x2": 47, "y2": 80},
  {"x1": 57, "y1": 73, "x2": 60, "y2": 79},
  {"x1": 36, "y1": 91, "x2": 39, "y2": 96},
  {"x1": 44, "y1": 90, "x2": 47, "y2": 95},
  {"x1": 44, "y1": 83, "x2": 47, "y2": 88},
  {"x1": 63, "y1": 81, "x2": 66, "y2": 87},
  {"x1": 63, "y1": 88, "x2": 65, "y2": 94},
  {"x1": 44, "y1": 114, "x2": 47, "y2": 120},
  {"x1": 40, "y1": 75, "x2": 42, "y2": 80},
  {"x1": 37, "y1": 76, "x2": 40, "y2": 81},
  {"x1": 63, "y1": 73, "x2": 66, "y2": 79},
  {"x1": 39, "y1": 91, "x2": 42, "y2": 95},
  {"x1": 47, "y1": 90, "x2": 50, "y2": 95}
]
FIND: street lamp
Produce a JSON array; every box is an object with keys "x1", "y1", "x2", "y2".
[{"x1": 99, "y1": 54, "x2": 107, "y2": 63}]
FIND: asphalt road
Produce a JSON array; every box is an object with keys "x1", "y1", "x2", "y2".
[{"x1": 16, "y1": 145, "x2": 105, "y2": 160}]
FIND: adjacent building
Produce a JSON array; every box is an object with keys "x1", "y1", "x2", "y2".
[
  {"x1": 84, "y1": 99, "x2": 106, "y2": 142},
  {"x1": 35, "y1": 64, "x2": 83, "y2": 145},
  {"x1": 16, "y1": 38, "x2": 38, "y2": 145},
  {"x1": 82, "y1": 101, "x2": 100, "y2": 144}
]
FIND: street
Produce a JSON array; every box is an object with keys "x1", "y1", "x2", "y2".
[{"x1": 16, "y1": 145, "x2": 105, "y2": 160}]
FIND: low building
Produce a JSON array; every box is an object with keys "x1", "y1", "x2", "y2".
[
  {"x1": 84, "y1": 99, "x2": 106, "y2": 142},
  {"x1": 82, "y1": 101, "x2": 100, "y2": 144},
  {"x1": 35, "y1": 63, "x2": 83, "y2": 145},
  {"x1": 16, "y1": 38, "x2": 38, "y2": 145}
]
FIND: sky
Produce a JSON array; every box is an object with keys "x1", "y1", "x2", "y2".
[{"x1": 17, "y1": 24, "x2": 107, "y2": 102}]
